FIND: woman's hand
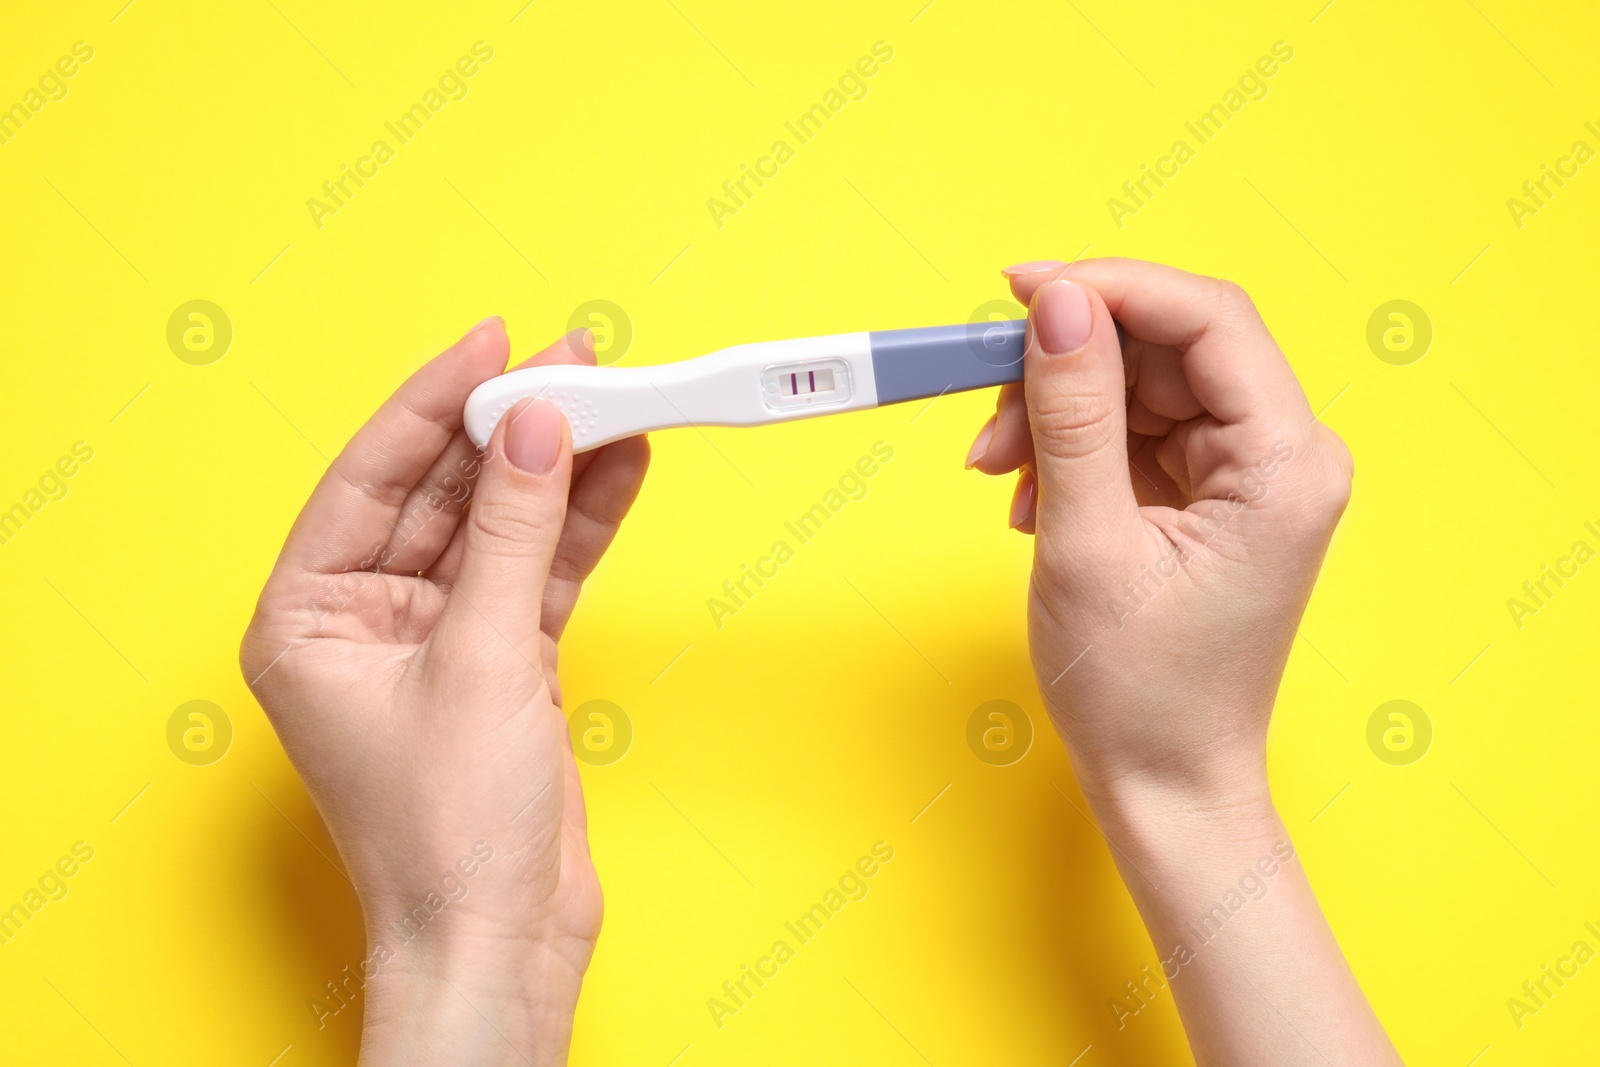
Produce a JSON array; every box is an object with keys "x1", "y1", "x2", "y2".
[
  {"x1": 240, "y1": 319, "x2": 648, "y2": 1065},
  {"x1": 970, "y1": 259, "x2": 1398, "y2": 1064},
  {"x1": 971, "y1": 258, "x2": 1351, "y2": 811},
  {"x1": 966, "y1": 259, "x2": 1356, "y2": 809}
]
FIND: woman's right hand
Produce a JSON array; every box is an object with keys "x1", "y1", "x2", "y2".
[
  {"x1": 969, "y1": 257, "x2": 1352, "y2": 814},
  {"x1": 968, "y1": 259, "x2": 1398, "y2": 1064}
]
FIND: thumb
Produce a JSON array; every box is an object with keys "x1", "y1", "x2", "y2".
[
  {"x1": 1023, "y1": 277, "x2": 1140, "y2": 545},
  {"x1": 436, "y1": 397, "x2": 572, "y2": 666}
]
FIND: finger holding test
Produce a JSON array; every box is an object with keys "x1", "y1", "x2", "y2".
[
  {"x1": 1019, "y1": 276, "x2": 1143, "y2": 546},
  {"x1": 1008, "y1": 257, "x2": 1310, "y2": 427},
  {"x1": 425, "y1": 328, "x2": 595, "y2": 586},
  {"x1": 430, "y1": 396, "x2": 573, "y2": 670},
  {"x1": 271, "y1": 319, "x2": 508, "y2": 582},
  {"x1": 968, "y1": 382, "x2": 1034, "y2": 475},
  {"x1": 385, "y1": 322, "x2": 594, "y2": 576},
  {"x1": 536, "y1": 328, "x2": 652, "y2": 641}
]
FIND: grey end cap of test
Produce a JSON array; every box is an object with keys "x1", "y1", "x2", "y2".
[{"x1": 867, "y1": 320, "x2": 1027, "y2": 405}]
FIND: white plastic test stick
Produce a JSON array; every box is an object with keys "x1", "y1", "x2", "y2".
[{"x1": 464, "y1": 319, "x2": 1030, "y2": 452}]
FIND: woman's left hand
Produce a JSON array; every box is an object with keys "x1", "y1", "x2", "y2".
[{"x1": 240, "y1": 318, "x2": 648, "y2": 1065}]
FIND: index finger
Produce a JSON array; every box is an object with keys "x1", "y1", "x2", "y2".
[
  {"x1": 1007, "y1": 257, "x2": 1311, "y2": 426},
  {"x1": 272, "y1": 319, "x2": 510, "y2": 577}
]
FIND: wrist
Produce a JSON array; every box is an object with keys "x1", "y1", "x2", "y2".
[
  {"x1": 1081, "y1": 767, "x2": 1281, "y2": 870},
  {"x1": 357, "y1": 927, "x2": 589, "y2": 1066}
]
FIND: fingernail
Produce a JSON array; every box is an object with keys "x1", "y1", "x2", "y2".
[
  {"x1": 470, "y1": 315, "x2": 503, "y2": 336},
  {"x1": 1002, "y1": 260, "x2": 1068, "y2": 277},
  {"x1": 965, "y1": 415, "x2": 996, "y2": 469},
  {"x1": 1009, "y1": 468, "x2": 1037, "y2": 529},
  {"x1": 565, "y1": 327, "x2": 597, "y2": 363},
  {"x1": 503, "y1": 398, "x2": 564, "y2": 473},
  {"x1": 1033, "y1": 279, "x2": 1092, "y2": 355}
]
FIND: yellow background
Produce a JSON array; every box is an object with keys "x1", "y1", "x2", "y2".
[{"x1": 2, "y1": 0, "x2": 1597, "y2": 1063}]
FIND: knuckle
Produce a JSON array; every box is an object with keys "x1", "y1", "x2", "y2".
[
  {"x1": 1280, "y1": 431, "x2": 1353, "y2": 530},
  {"x1": 1325, "y1": 428, "x2": 1354, "y2": 477},
  {"x1": 1316, "y1": 432, "x2": 1354, "y2": 517},
  {"x1": 467, "y1": 496, "x2": 559, "y2": 556},
  {"x1": 1028, "y1": 557, "x2": 1085, "y2": 634},
  {"x1": 1032, "y1": 528, "x2": 1125, "y2": 595},
  {"x1": 1212, "y1": 278, "x2": 1256, "y2": 317},
  {"x1": 239, "y1": 617, "x2": 293, "y2": 698},
  {"x1": 1031, "y1": 538, "x2": 1075, "y2": 590},
  {"x1": 238, "y1": 627, "x2": 265, "y2": 690},
  {"x1": 1030, "y1": 389, "x2": 1119, "y2": 459},
  {"x1": 1029, "y1": 539, "x2": 1133, "y2": 635}
]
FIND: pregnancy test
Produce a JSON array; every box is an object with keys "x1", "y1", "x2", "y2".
[{"x1": 464, "y1": 319, "x2": 1035, "y2": 452}]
